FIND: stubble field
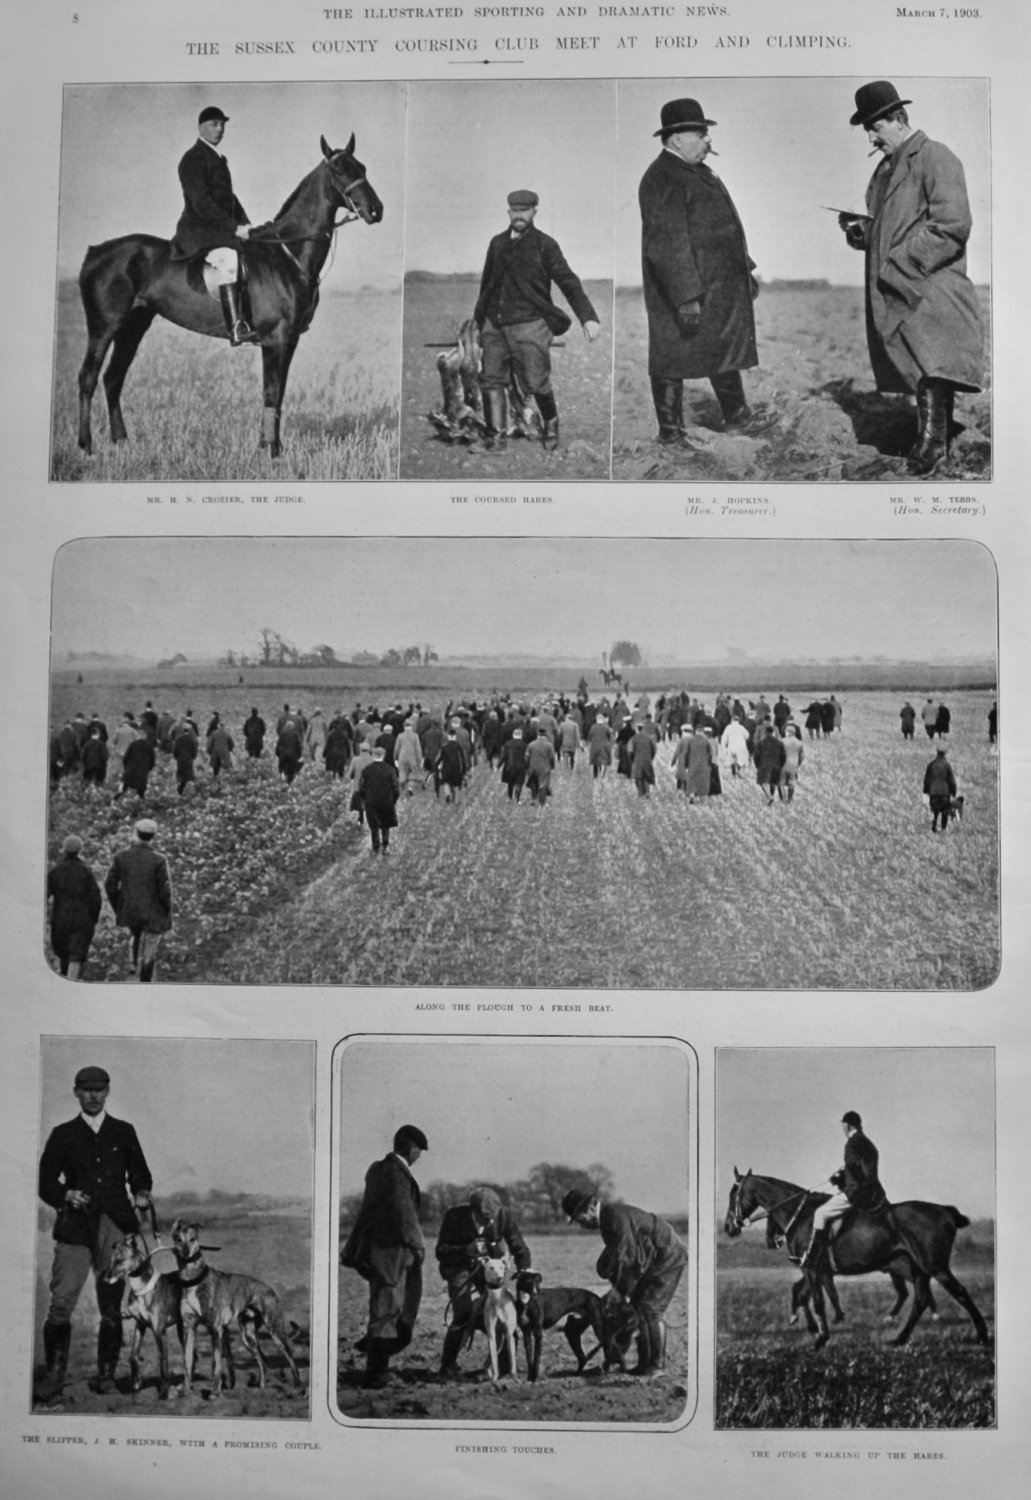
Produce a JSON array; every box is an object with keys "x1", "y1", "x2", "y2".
[
  {"x1": 50, "y1": 283, "x2": 400, "y2": 483},
  {"x1": 715, "y1": 1229, "x2": 995, "y2": 1428},
  {"x1": 611, "y1": 285, "x2": 993, "y2": 483},
  {"x1": 46, "y1": 674, "x2": 999, "y2": 991},
  {"x1": 337, "y1": 1230, "x2": 690, "y2": 1424},
  {"x1": 399, "y1": 275, "x2": 614, "y2": 481},
  {"x1": 31, "y1": 1208, "x2": 311, "y2": 1419}
]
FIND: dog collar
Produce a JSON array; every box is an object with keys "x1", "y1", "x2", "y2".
[
  {"x1": 177, "y1": 1262, "x2": 210, "y2": 1287},
  {"x1": 130, "y1": 1267, "x2": 164, "y2": 1298}
]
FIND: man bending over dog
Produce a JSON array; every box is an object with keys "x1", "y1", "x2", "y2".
[
  {"x1": 563, "y1": 1189, "x2": 687, "y2": 1380},
  {"x1": 435, "y1": 1186, "x2": 531, "y2": 1380}
]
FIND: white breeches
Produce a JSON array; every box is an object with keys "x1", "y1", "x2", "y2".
[
  {"x1": 812, "y1": 1191, "x2": 850, "y2": 1233},
  {"x1": 205, "y1": 246, "x2": 239, "y2": 284}
]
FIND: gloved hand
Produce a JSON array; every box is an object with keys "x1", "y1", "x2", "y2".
[{"x1": 675, "y1": 300, "x2": 702, "y2": 336}]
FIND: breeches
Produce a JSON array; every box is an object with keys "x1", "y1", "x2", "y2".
[
  {"x1": 47, "y1": 1214, "x2": 124, "y2": 1326},
  {"x1": 629, "y1": 1259, "x2": 686, "y2": 1319},
  {"x1": 812, "y1": 1192, "x2": 850, "y2": 1233},
  {"x1": 481, "y1": 318, "x2": 553, "y2": 396},
  {"x1": 205, "y1": 246, "x2": 240, "y2": 284},
  {"x1": 366, "y1": 1246, "x2": 422, "y2": 1341}
]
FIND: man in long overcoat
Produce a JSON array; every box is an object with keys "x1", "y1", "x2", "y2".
[
  {"x1": 104, "y1": 819, "x2": 173, "y2": 981},
  {"x1": 840, "y1": 81, "x2": 983, "y2": 474},
  {"x1": 357, "y1": 744, "x2": 400, "y2": 852},
  {"x1": 170, "y1": 105, "x2": 259, "y2": 346},
  {"x1": 46, "y1": 836, "x2": 102, "y2": 979},
  {"x1": 564, "y1": 1190, "x2": 687, "y2": 1379},
  {"x1": 639, "y1": 98, "x2": 770, "y2": 445},
  {"x1": 474, "y1": 189, "x2": 600, "y2": 450},
  {"x1": 36, "y1": 1065, "x2": 154, "y2": 1401},
  {"x1": 340, "y1": 1124, "x2": 428, "y2": 1389}
]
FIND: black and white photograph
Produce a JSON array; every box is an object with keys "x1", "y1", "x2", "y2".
[
  {"x1": 612, "y1": 78, "x2": 992, "y2": 484},
  {"x1": 46, "y1": 536, "x2": 998, "y2": 990},
  {"x1": 50, "y1": 82, "x2": 406, "y2": 481},
  {"x1": 333, "y1": 1036, "x2": 694, "y2": 1424},
  {"x1": 399, "y1": 79, "x2": 615, "y2": 481},
  {"x1": 32, "y1": 1036, "x2": 314, "y2": 1418},
  {"x1": 716, "y1": 1048, "x2": 995, "y2": 1428}
]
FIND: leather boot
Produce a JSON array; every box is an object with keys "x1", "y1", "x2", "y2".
[
  {"x1": 908, "y1": 378, "x2": 949, "y2": 474},
  {"x1": 799, "y1": 1227, "x2": 828, "y2": 1270},
  {"x1": 536, "y1": 391, "x2": 559, "y2": 450},
  {"x1": 482, "y1": 388, "x2": 509, "y2": 450},
  {"x1": 651, "y1": 378, "x2": 687, "y2": 445},
  {"x1": 361, "y1": 1338, "x2": 393, "y2": 1389},
  {"x1": 711, "y1": 371, "x2": 747, "y2": 424},
  {"x1": 630, "y1": 1319, "x2": 652, "y2": 1376},
  {"x1": 439, "y1": 1324, "x2": 466, "y2": 1381},
  {"x1": 649, "y1": 1319, "x2": 668, "y2": 1377},
  {"x1": 89, "y1": 1319, "x2": 122, "y2": 1393},
  {"x1": 37, "y1": 1322, "x2": 71, "y2": 1403},
  {"x1": 219, "y1": 284, "x2": 259, "y2": 347}
]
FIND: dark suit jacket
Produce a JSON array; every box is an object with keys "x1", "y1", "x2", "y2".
[
  {"x1": 840, "y1": 1131, "x2": 888, "y2": 1212},
  {"x1": 474, "y1": 224, "x2": 597, "y2": 334},
  {"x1": 39, "y1": 1114, "x2": 152, "y2": 1244},
  {"x1": 435, "y1": 1204, "x2": 531, "y2": 1282},
  {"x1": 596, "y1": 1202, "x2": 687, "y2": 1296},
  {"x1": 47, "y1": 856, "x2": 102, "y2": 938},
  {"x1": 341, "y1": 1155, "x2": 424, "y2": 1276},
  {"x1": 171, "y1": 138, "x2": 250, "y2": 261},
  {"x1": 104, "y1": 844, "x2": 172, "y2": 933}
]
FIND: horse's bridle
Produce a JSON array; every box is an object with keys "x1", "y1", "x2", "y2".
[
  {"x1": 727, "y1": 1177, "x2": 809, "y2": 1234},
  {"x1": 254, "y1": 156, "x2": 373, "y2": 247}
]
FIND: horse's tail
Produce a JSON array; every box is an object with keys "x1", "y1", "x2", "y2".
[{"x1": 79, "y1": 235, "x2": 170, "y2": 333}]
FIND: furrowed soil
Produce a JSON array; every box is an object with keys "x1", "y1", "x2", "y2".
[
  {"x1": 46, "y1": 682, "x2": 998, "y2": 990},
  {"x1": 715, "y1": 1233, "x2": 995, "y2": 1428},
  {"x1": 31, "y1": 1210, "x2": 311, "y2": 1419},
  {"x1": 50, "y1": 283, "x2": 400, "y2": 482},
  {"x1": 399, "y1": 275, "x2": 613, "y2": 481},
  {"x1": 337, "y1": 1231, "x2": 690, "y2": 1424},
  {"x1": 612, "y1": 285, "x2": 992, "y2": 483}
]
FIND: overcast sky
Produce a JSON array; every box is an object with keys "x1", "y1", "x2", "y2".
[
  {"x1": 717, "y1": 1047, "x2": 995, "y2": 1219},
  {"x1": 56, "y1": 81, "x2": 407, "y2": 286},
  {"x1": 40, "y1": 1036, "x2": 314, "y2": 1201},
  {"x1": 51, "y1": 538, "x2": 997, "y2": 666},
  {"x1": 614, "y1": 76, "x2": 991, "y2": 287},
  {"x1": 337, "y1": 1039, "x2": 691, "y2": 1216}
]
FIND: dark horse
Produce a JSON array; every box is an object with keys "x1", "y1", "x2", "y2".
[
  {"x1": 725, "y1": 1168, "x2": 988, "y2": 1349},
  {"x1": 77, "y1": 135, "x2": 382, "y2": 459}
]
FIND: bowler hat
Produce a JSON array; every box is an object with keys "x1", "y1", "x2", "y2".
[
  {"x1": 198, "y1": 106, "x2": 230, "y2": 125},
  {"x1": 507, "y1": 189, "x2": 539, "y2": 208},
  {"x1": 654, "y1": 98, "x2": 716, "y2": 137},
  {"x1": 75, "y1": 1066, "x2": 110, "y2": 1089},
  {"x1": 850, "y1": 81, "x2": 911, "y2": 128},
  {"x1": 395, "y1": 1123, "x2": 429, "y2": 1152},
  {"x1": 561, "y1": 1188, "x2": 595, "y2": 1219},
  {"x1": 841, "y1": 1110, "x2": 863, "y2": 1128}
]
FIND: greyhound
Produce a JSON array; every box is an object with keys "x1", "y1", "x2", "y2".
[
  {"x1": 170, "y1": 1219, "x2": 301, "y2": 1397},
  {"x1": 104, "y1": 1234, "x2": 183, "y2": 1399},
  {"x1": 514, "y1": 1272, "x2": 636, "y2": 1382},
  {"x1": 480, "y1": 1256, "x2": 520, "y2": 1383}
]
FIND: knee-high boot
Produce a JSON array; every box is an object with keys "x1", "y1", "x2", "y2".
[
  {"x1": 536, "y1": 391, "x2": 559, "y2": 450},
  {"x1": 89, "y1": 1317, "x2": 123, "y2": 1393},
  {"x1": 439, "y1": 1323, "x2": 466, "y2": 1379},
  {"x1": 908, "y1": 378, "x2": 950, "y2": 474},
  {"x1": 37, "y1": 1322, "x2": 71, "y2": 1402},
  {"x1": 650, "y1": 378, "x2": 687, "y2": 445},
  {"x1": 219, "y1": 283, "x2": 259, "y2": 347},
  {"x1": 482, "y1": 388, "x2": 509, "y2": 450}
]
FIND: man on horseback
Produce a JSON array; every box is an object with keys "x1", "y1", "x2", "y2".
[
  {"x1": 170, "y1": 106, "x2": 259, "y2": 347},
  {"x1": 800, "y1": 1110, "x2": 887, "y2": 1268}
]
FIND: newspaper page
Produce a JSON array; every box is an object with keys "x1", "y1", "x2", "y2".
[{"x1": 1, "y1": 1, "x2": 1028, "y2": 1497}]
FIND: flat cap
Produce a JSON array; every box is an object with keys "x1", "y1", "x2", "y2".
[
  {"x1": 75, "y1": 1065, "x2": 110, "y2": 1089},
  {"x1": 507, "y1": 189, "x2": 539, "y2": 208},
  {"x1": 62, "y1": 834, "x2": 83, "y2": 856},
  {"x1": 135, "y1": 818, "x2": 158, "y2": 837},
  {"x1": 394, "y1": 1123, "x2": 429, "y2": 1151}
]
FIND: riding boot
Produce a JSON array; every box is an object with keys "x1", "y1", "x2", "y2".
[
  {"x1": 88, "y1": 1319, "x2": 122, "y2": 1393},
  {"x1": 650, "y1": 1319, "x2": 668, "y2": 1376},
  {"x1": 439, "y1": 1324, "x2": 466, "y2": 1380},
  {"x1": 219, "y1": 283, "x2": 259, "y2": 347},
  {"x1": 361, "y1": 1339, "x2": 393, "y2": 1389},
  {"x1": 36, "y1": 1322, "x2": 71, "y2": 1403},
  {"x1": 536, "y1": 391, "x2": 559, "y2": 450},
  {"x1": 650, "y1": 378, "x2": 688, "y2": 445},
  {"x1": 711, "y1": 371, "x2": 747, "y2": 425},
  {"x1": 907, "y1": 378, "x2": 950, "y2": 475},
  {"x1": 482, "y1": 388, "x2": 509, "y2": 451},
  {"x1": 799, "y1": 1227, "x2": 828, "y2": 1270},
  {"x1": 630, "y1": 1319, "x2": 653, "y2": 1376}
]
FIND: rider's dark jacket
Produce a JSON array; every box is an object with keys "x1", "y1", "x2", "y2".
[
  {"x1": 837, "y1": 1129, "x2": 889, "y2": 1214},
  {"x1": 171, "y1": 139, "x2": 250, "y2": 261}
]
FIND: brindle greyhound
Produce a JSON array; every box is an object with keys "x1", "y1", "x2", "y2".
[
  {"x1": 104, "y1": 1234, "x2": 184, "y2": 1399},
  {"x1": 170, "y1": 1219, "x2": 301, "y2": 1397},
  {"x1": 514, "y1": 1272, "x2": 637, "y2": 1382}
]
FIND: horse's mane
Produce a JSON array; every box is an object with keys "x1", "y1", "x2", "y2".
[{"x1": 270, "y1": 163, "x2": 324, "y2": 226}]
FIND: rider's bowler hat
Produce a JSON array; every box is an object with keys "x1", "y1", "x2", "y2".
[
  {"x1": 850, "y1": 81, "x2": 911, "y2": 129},
  {"x1": 654, "y1": 98, "x2": 716, "y2": 137}
]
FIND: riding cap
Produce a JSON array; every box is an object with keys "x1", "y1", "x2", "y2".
[
  {"x1": 75, "y1": 1066, "x2": 110, "y2": 1090},
  {"x1": 198, "y1": 106, "x2": 230, "y2": 125},
  {"x1": 394, "y1": 1123, "x2": 429, "y2": 1152},
  {"x1": 507, "y1": 190, "x2": 539, "y2": 208},
  {"x1": 562, "y1": 1189, "x2": 596, "y2": 1220},
  {"x1": 62, "y1": 835, "x2": 83, "y2": 856},
  {"x1": 469, "y1": 1187, "x2": 501, "y2": 1219},
  {"x1": 841, "y1": 1110, "x2": 863, "y2": 1129},
  {"x1": 850, "y1": 81, "x2": 911, "y2": 128},
  {"x1": 654, "y1": 98, "x2": 716, "y2": 137}
]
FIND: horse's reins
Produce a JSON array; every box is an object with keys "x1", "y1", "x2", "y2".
[{"x1": 729, "y1": 1181, "x2": 822, "y2": 1234}]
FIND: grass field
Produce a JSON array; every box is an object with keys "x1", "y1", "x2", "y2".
[
  {"x1": 46, "y1": 674, "x2": 998, "y2": 990},
  {"x1": 399, "y1": 274, "x2": 614, "y2": 481},
  {"x1": 715, "y1": 1234, "x2": 995, "y2": 1428},
  {"x1": 50, "y1": 282, "x2": 400, "y2": 482},
  {"x1": 31, "y1": 1207, "x2": 311, "y2": 1419},
  {"x1": 612, "y1": 285, "x2": 993, "y2": 483},
  {"x1": 337, "y1": 1229, "x2": 690, "y2": 1424}
]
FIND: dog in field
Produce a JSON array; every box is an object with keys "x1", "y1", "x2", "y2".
[
  {"x1": 514, "y1": 1271, "x2": 637, "y2": 1382},
  {"x1": 170, "y1": 1219, "x2": 301, "y2": 1397},
  {"x1": 428, "y1": 318, "x2": 539, "y2": 446},
  {"x1": 104, "y1": 1235, "x2": 184, "y2": 1399},
  {"x1": 480, "y1": 1255, "x2": 520, "y2": 1383}
]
